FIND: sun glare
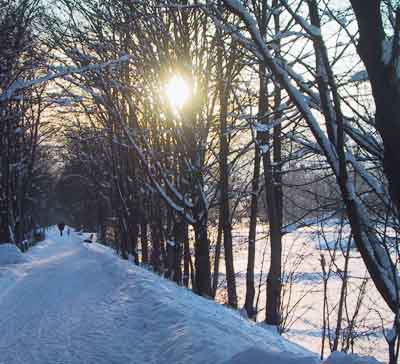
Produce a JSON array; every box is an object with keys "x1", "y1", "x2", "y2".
[{"x1": 165, "y1": 75, "x2": 191, "y2": 111}]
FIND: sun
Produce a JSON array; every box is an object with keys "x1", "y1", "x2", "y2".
[{"x1": 165, "y1": 75, "x2": 191, "y2": 111}]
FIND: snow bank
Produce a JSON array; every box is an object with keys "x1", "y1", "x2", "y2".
[
  {"x1": 222, "y1": 347, "x2": 315, "y2": 364},
  {"x1": 83, "y1": 241, "x2": 385, "y2": 364},
  {"x1": 0, "y1": 244, "x2": 28, "y2": 265},
  {"x1": 83, "y1": 242, "x2": 320, "y2": 364},
  {"x1": 325, "y1": 352, "x2": 382, "y2": 364}
]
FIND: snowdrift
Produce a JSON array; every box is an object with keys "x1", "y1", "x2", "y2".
[
  {"x1": 223, "y1": 347, "x2": 315, "y2": 364},
  {"x1": 325, "y1": 352, "x2": 381, "y2": 364},
  {"x1": 84, "y1": 242, "x2": 382, "y2": 364},
  {"x1": 0, "y1": 243, "x2": 28, "y2": 265},
  {"x1": 85, "y1": 242, "x2": 320, "y2": 364}
]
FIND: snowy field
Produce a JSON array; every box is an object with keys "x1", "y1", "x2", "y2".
[
  {"x1": 213, "y1": 219, "x2": 392, "y2": 362},
  {"x1": 0, "y1": 228, "x2": 320, "y2": 364}
]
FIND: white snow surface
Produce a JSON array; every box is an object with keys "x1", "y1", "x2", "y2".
[
  {"x1": 325, "y1": 351, "x2": 381, "y2": 364},
  {"x1": 0, "y1": 243, "x2": 28, "y2": 265},
  {"x1": 0, "y1": 227, "x2": 319, "y2": 364}
]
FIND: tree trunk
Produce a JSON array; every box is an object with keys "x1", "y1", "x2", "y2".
[
  {"x1": 171, "y1": 220, "x2": 184, "y2": 284},
  {"x1": 193, "y1": 217, "x2": 212, "y2": 297},
  {"x1": 0, "y1": 212, "x2": 10, "y2": 243},
  {"x1": 244, "y1": 145, "x2": 260, "y2": 319},
  {"x1": 151, "y1": 222, "x2": 161, "y2": 273},
  {"x1": 263, "y1": 151, "x2": 283, "y2": 327},
  {"x1": 217, "y1": 31, "x2": 237, "y2": 307},
  {"x1": 183, "y1": 223, "x2": 190, "y2": 288},
  {"x1": 259, "y1": 71, "x2": 283, "y2": 327},
  {"x1": 141, "y1": 222, "x2": 148, "y2": 264},
  {"x1": 350, "y1": 0, "x2": 400, "y2": 212},
  {"x1": 212, "y1": 217, "x2": 223, "y2": 298}
]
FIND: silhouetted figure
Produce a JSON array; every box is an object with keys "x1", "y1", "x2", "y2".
[
  {"x1": 67, "y1": 228, "x2": 70, "y2": 236},
  {"x1": 57, "y1": 222, "x2": 66, "y2": 236}
]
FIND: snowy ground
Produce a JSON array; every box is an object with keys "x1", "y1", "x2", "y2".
[
  {"x1": 213, "y1": 220, "x2": 392, "y2": 362},
  {"x1": 0, "y1": 227, "x2": 322, "y2": 364}
]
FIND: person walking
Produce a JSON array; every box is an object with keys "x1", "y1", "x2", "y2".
[{"x1": 57, "y1": 222, "x2": 66, "y2": 236}]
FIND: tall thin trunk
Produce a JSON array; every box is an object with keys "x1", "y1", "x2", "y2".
[
  {"x1": 130, "y1": 221, "x2": 139, "y2": 265},
  {"x1": 217, "y1": 21, "x2": 237, "y2": 307},
  {"x1": 151, "y1": 200, "x2": 162, "y2": 272},
  {"x1": 119, "y1": 218, "x2": 129, "y2": 260},
  {"x1": 212, "y1": 217, "x2": 223, "y2": 298},
  {"x1": 257, "y1": 59, "x2": 282, "y2": 326},
  {"x1": 244, "y1": 145, "x2": 261, "y2": 319},
  {"x1": 263, "y1": 151, "x2": 283, "y2": 326},
  {"x1": 332, "y1": 234, "x2": 352, "y2": 351},
  {"x1": 264, "y1": 0, "x2": 283, "y2": 327},
  {"x1": 151, "y1": 223, "x2": 161, "y2": 273},
  {"x1": 141, "y1": 221, "x2": 148, "y2": 264},
  {"x1": 193, "y1": 217, "x2": 212, "y2": 297},
  {"x1": 172, "y1": 220, "x2": 184, "y2": 284},
  {"x1": 183, "y1": 223, "x2": 190, "y2": 287}
]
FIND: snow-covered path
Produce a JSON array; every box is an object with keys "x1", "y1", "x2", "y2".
[{"x1": 0, "y1": 229, "x2": 318, "y2": 364}]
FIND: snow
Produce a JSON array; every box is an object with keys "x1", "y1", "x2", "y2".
[
  {"x1": 221, "y1": 347, "x2": 313, "y2": 364},
  {"x1": 0, "y1": 223, "x2": 386, "y2": 362},
  {"x1": 220, "y1": 219, "x2": 390, "y2": 361},
  {"x1": 279, "y1": 0, "x2": 321, "y2": 38},
  {"x1": 273, "y1": 31, "x2": 309, "y2": 40},
  {"x1": 301, "y1": 222, "x2": 355, "y2": 251},
  {"x1": 0, "y1": 55, "x2": 131, "y2": 102},
  {"x1": 0, "y1": 227, "x2": 319, "y2": 364},
  {"x1": 0, "y1": 243, "x2": 28, "y2": 265},
  {"x1": 325, "y1": 351, "x2": 382, "y2": 364}
]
